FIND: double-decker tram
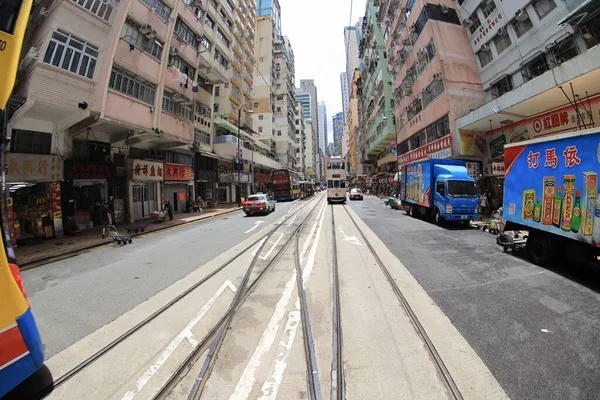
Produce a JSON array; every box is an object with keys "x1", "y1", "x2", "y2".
[
  {"x1": 271, "y1": 169, "x2": 300, "y2": 201},
  {"x1": 326, "y1": 156, "x2": 347, "y2": 204}
]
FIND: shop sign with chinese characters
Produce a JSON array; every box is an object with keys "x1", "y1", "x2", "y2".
[
  {"x1": 6, "y1": 154, "x2": 63, "y2": 182},
  {"x1": 484, "y1": 95, "x2": 600, "y2": 156},
  {"x1": 66, "y1": 161, "x2": 111, "y2": 180},
  {"x1": 483, "y1": 162, "x2": 505, "y2": 177},
  {"x1": 472, "y1": 11, "x2": 504, "y2": 50},
  {"x1": 165, "y1": 163, "x2": 193, "y2": 181},
  {"x1": 466, "y1": 161, "x2": 482, "y2": 179},
  {"x1": 397, "y1": 135, "x2": 452, "y2": 165},
  {"x1": 131, "y1": 159, "x2": 164, "y2": 182}
]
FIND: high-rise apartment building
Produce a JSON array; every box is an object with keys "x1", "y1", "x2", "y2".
[
  {"x1": 297, "y1": 80, "x2": 321, "y2": 179},
  {"x1": 356, "y1": 1, "x2": 396, "y2": 180},
  {"x1": 455, "y1": 0, "x2": 600, "y2": 201},
  {"x1": 294, "y1": 101, "x2": 306, "y2": 176},
  {"x1": 7, "y1": 0, "x2": 266, "y2": 227},
  {"x1": 340, "y1": 72, "x2": 350, "y2": 123},
  {"x1": 257, "y1": 0, "x2": 281, "y2": 37},
  {"x1": 344, "y1": 21, "x2": 363, "y2": 93},
  {"x1": 253, "y1": 10, "x2": 297, "y2": 170},
  {"x1": 213, "y1": 0, "x2": 256, "y2": 129},
  {"x1": 332, "y1": 112, "x2": 344, "y2": 155},
  {"x1": 316, "y1": 100, "x2": 327, "y2": 155},
  {"x1": 378, "y1": 0, "x2": 484, "y2": 183},
  {"x1": 348, "y1": 69, "x2": 360, "y2": 177}
]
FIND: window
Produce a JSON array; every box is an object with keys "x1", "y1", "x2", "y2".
[
  {"x1": 478, "y1": 49, "x2": 493, "y2": 67},
  {"x1": 276, "y1": 84, "x2": 281, "y2": 89},
  {"x1": 214, "y1": 103, "x2": 219, "y2": 112},
  {"x1": 195, "y1": 129, "x2": 211, "y2": 145},
  {"x1": 258, "y1": 127, "x2": 263, "y2": 133},
  {"x1": 422, "y1": 78, "x2": 444, "y2": 108},
  {"x1": 163, "y1": 91, "x2": 193, "y2": 120},
  {"x1": 494, "y1": 32, "x2": 512, "y2": 54},
  {"x1": 166, "y1": 151, "x2": 193, "y2": 165},
  {"x1": 109, "y1": 66, "x2": 156, "y2": 105},
  {"x1": 277, "y1": 130, "x2": 282, "y2": 136},
  {"x1": 491, "y1": 75, "x2": 513, "y2": 97},
  {"x1": 223, "y1": 0, "x2": 234, "y2": 12},
  {"x1": 259, "y1": 57, "x2": 264, "y2": 62},
  {"x1": 205, "y1": 14, "x2": 215, "y2": 29},
  {"x1": 175, "y1": 18, "x2": 199, "y2": 50},
  {"x1": 549, "y1": 34, "x2": 579, "y2": 65},
  {"x1": 533, "y1": 0, "x2": 556, "y2": 20},
  {"x1": 10, "y1": 130, "x2": 52, "y2": 155},
  {"x1": 43, "y1": 30, "x2": 98, "y2": 79},
  {"x1": 276, "y1": 107, "x2": 281, "y2": 111},
  {"x1": 512, "y1": 15, "x2": 533, "y2": 38},
  {"x1": 214, "y1": 86, "x2": 220, "y2": 96},
  {"x1": 436, "y1": 181, "x2": 444, "y2": 195},
  {"x1": 406, "y1": 98, "x2": 422, "y2": 120},
  {"x1": 121, "y1": 19, "x2": 163, "y2": 60},
  {"x1": 169, "y1": 55, "x2": 195, "y2": 77},
  {"x1": 71, "y1": 0, "x2": 113, "y2": 21},
  {"x1": 523, "y1": 53, "x2": 549, "y2": 81},
  {"x1": 201, "y1": 35, "x2": 212, "y2": 51},
  {"x1": 481, "y1": 1, "x2": 496, "y2": 18},
  {"x1": 425, "y1": 115, "x2": 450, "y2": 142},
  {"x1": 216, "y1": 28, "x2": 231, "y2": 47},
  {"x1": 408, "y1": 130, "x2": 425, "y2": 150},
  {"x1": 214, "y1": 50, "x2": 229, "y2": 68},
  {"x1": 468, "y1": 15, "x2": 481, "y2": 35},
  {"x1": 276, "y1": 95, "x2": 283, "y2": 100},
  {"x1": 258, "y1": 115, "x2": 264, "y2": 120},
  {"x1": 254, "y1": 102, "x2": 259, "y2": 108},
  {"x1": 140, "y1": 0, "x2": 171, "y2": 21}
]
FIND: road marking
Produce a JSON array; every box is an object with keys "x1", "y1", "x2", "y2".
[
  {"x1": 260, "y1": 233, "x2": 284, "y2": 260},
  {"x1": 230, "y1": 202, "x2": 327, "y2": 400},
  {"x1": 339, "y1": 226, "x2": 362, "y2": 246},
  {"x1": 258, "y1": 202, "x2": 327, "y2": 400},
  {"x1": 121, "y1": 280, "x2": 237, "y2": 400},
  {"x1": 245, "y1": 221, "x2": 265, "y2": 233},
  {"x1": 285, "y1": 215, "x2": 297, "y2": 226},
  {"x1": 251, "y1": 237, "x2": 268, "y2": 257}
]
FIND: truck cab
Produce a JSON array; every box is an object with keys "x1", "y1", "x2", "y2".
[{"x1": 433, "y1": 165, "x2": 479, "y2": 224}]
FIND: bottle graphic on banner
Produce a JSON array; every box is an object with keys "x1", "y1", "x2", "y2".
[
  {"x1": 553, "y1": 186, "x2": 563, "y2": 228},
  {"x1": 571, "y1": 190, "x2": 581, "y2": 233},
  {"x1": 561, "y1": 175, "x2": 576, "y2": 232},
  {"x1": 533, "y1": 198, "x2": 542, "y2": 223},
  {"x1": 593, "y1": 189, "x2": 600, "y2": 246}
]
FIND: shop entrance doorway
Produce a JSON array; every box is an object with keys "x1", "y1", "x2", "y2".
[{"x1": 133, "y1": 182, "x2": 158, "y2": 220}]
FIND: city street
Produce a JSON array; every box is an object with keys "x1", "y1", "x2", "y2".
[{"x1": 18, "y1": 194, "x2": 600, "y2": 399}]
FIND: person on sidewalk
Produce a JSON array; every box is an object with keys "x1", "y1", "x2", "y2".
[
  {"x1": 101, "y1": 201, "x2": 112, "y2": 239},
  {"x1": 164, "y1": 200, "x2": 174, "y2": 220},
  {"x1": 479, "y1": 191, "x2": 489, "y2": 218}
]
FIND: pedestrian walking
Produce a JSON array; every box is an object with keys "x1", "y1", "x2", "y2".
[
  {"x1": 479, "y1": 191, "x2": 489, "y2": 217},
  {"x1": 164, "y1": 200, "x2": 174, "y2": 220},
  {"x1": 101, "y1": 201, "x2": 112, "y2": 239}
]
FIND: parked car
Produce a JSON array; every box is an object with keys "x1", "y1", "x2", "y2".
[
  {"x1": 349, "y1": 188, "x2": 364, "y2": 200},
  {"x1": 243, "y1": 194, "x2": 275, "y2": 216}
]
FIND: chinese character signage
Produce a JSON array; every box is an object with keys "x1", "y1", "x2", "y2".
[
  {"x1": 131, "y1": 159, "x2": 164, "y2": 182},
  {"x1": 488, "y1": 134, "x2": 507, "y2": 159},
  {"x1": 483, "y1": 161, "x2": 505, "y2": 177},
  {"x1": 466, "y1": 162, "x2": 481, "y2": 179},
  {"x1": 459, "y1": 130, "x2": 486, "y2": 157},
  {"x1": 471, "y1": 10, "x2": 504, "y2": 51},
  {"x1": 165, "y1": 163, "x2": 193, "y2": 181},
  {"x1": 65, "y1": 160, "x2": 111, "y2": 180},
  {"x1": 255, "y1": 173, "x2": 270, "y2": 183},
  {"x1": 397, "y1": 135, "x2": 452, "y2": 166},
  {"x1": 6, "y1": 154, "x2": 63, "y2": 182},
  {"x1": 503, "y1": 131, "x2": 599, "y2": 246}
]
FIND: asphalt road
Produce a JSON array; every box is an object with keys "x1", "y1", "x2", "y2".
[
  {"x1": 21, "y1": 200, "x2": 300, "y2": 359},
  {"x1": 347, "y1": 196, "x2": 600, "y2": 400}
]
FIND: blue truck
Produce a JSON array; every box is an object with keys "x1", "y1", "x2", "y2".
[
  {"x1": 502, "y1": 128, "x2": 600, "y2": 265},
  {"x1": 401, "y1": 159, "x2": 479, "y2": 225}
]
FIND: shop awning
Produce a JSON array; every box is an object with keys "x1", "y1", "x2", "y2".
[
  {"x1": 216, "y1": 121, "x2": 240, "y2": 135},
  {"x1": 199, "y1": 151, "x2": 219, "y2": 159},
  {"x1": 558, "y1": 0, "x2": 600, "y2": 26}
]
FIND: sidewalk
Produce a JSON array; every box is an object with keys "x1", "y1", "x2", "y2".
[{"x1": 15, "y1": 204, "x2": 242, "y2": 267}]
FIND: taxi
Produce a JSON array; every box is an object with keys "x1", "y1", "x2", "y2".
[{"x1": 243, "y1": 193, "x2": 275, "y2": 215}]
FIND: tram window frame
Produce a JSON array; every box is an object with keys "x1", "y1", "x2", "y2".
[
  {"x1": 327, "y1": 180, "x2": 333, "y2": 188},
  {"x1": 333, "y1": 180, "x2": 340, "y2": 189},
  {"x1": 340, "y1": 180, "x2": 346, "y2": 188}
]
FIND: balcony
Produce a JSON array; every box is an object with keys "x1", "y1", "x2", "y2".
[{"x1": 213, "y1": 135, "x2": 281, "y2": 169}]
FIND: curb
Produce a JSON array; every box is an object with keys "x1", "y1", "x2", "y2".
[{"x1": 19, "y1": 207, "x2": 243, "y2": 269}]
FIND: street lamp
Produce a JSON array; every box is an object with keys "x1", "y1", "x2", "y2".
[{"x1": 237, "y1": 106, "x2": 253, "y2": 206}]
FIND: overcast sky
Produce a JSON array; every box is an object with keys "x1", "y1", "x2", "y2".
[{"x1": 279, "y1": 0, "x2": 367, "y2": 143}]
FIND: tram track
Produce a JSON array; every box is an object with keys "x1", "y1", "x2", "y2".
[
  {"x1": 153, "y1": 195, "x2": 323, "y2": 400},
  {"x1": 35, "y1": 194, "x2": 322, "y2": 399},
  {"x1": 341, "y1": 204, "x2": 464, "y2": 400},
  {"x1": 330, "y1": 205, "x2": 345, "y2": 400}
]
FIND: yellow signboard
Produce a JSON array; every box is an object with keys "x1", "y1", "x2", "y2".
[{"x1": 458, "y1": 130, "x2": 486, "y2": 157}]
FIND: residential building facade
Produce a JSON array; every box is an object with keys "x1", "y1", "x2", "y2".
[
  {"x1": 298, "y1": 80, "x2": 321, "y2": 179},
  {"x1": 379, "y1": 0, "x2": 484, "y2": 185},
  {"x1": 340, "y1": 71, "x2": 350, "y2": 123},
  {"x1": 7, "y1": 0, "x2": 258, "y2": 233},
  {"x1": 455, "y1": 0, "x2": 600, "y2": 207},
  {"x1": 316, "y1": 99, "x2": 327, "y2": 156},
  {"x1": 332, "y1": 111, "x2": 344, "y2": 155},
  {"x1": 344, "y1": 21, "x2": 363, "y2": 93}
]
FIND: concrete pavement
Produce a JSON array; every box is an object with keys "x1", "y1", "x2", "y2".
[{"x1": 347, "y1": 196, "x2": 600, "y2": 400}]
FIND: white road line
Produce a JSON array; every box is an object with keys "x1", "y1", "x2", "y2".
[
  {"x1": 339, "y1": 227, "x2": 362, "y2": 246},
  {"x1": 285, "y1": 215, "x2": 297, "y2": 227},
  {"x1": 275, "y1": 215, "x2": 286, "y2": 225},
  {"x1": 229, "y1": 202, "x2": 327, "y2": 400},
  {"x1": 251, "y1": 237, "x2": 268, "y2": 256},
  {"x1": 245, "y1": 221, "x2": 264, "y2": 233},
  {"x1": 121, "y1": 280, "x2": 237, "y2": 400},
  {"x1": 260, "y1": 233, "x2": 284, "y2": 260},
  {"x1": 258, "y1": 202, "x2": 327, "y2": 400}
]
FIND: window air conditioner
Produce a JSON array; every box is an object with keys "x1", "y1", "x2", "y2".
[
  {"x1": 433, "y1": 73, "x2": 442, "y2": 81},
  {"x1": 418, "y1": 47, "x2": 427, "y2": 57},
  {"x1": 480, "y1": 44, "x2": 490, "y2": 52},
  {"x1": 462, "y1": 18, "x2": 473, "y2": 27},
  {"x1": 441, "y1": 5, "x2": 449, "y2": 14},
  {"x1": 515, "y1": 9, "x2": 528, "y2": 22},
  {"x1": 169, "y1": 47, "x2": 179, "y2": 56},
  {"x1": 140, "y1": 24, "x2": 153, "y2": 35}
]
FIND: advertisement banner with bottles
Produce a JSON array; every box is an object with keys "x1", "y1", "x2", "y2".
[
  {"x1": 503, "y1": 130, "x2": 600, "y2": 246},
  {"x1": 404, "y1": 162, "x2": 430, "y2": 207}
]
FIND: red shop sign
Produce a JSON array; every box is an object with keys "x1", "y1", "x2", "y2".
[
  {"x1": 397, "y1": 134, "x2": 453, "y2": 166},
  {"x1": 165, "y1": 163, "x2": 193, "y2": 181}
]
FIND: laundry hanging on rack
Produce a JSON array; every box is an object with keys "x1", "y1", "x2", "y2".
[{"x1": 179, "y1": 72, "x2": 188, "y2": 87}]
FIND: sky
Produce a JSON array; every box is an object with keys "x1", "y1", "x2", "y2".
[{"x1": 279, "y1": 0, "x2": 367, "y2": 143}]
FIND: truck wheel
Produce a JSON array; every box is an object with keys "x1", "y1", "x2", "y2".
[
  {"x1": 405, "y1": 205, "x2": 411, "y2": 216},
  {"x1": 526, "y1": 231, "x2": 552, "y2": 266},
  {"x1": 411, "y1": 205, "x2": 418, "y2": 218},
  {"x1": 433, "y1": 208, "x2": 443, "y2": 226}
]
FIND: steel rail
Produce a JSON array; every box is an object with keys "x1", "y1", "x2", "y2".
[
  {"x1": 330, "y1": 205, "x2": 345, "y2": 400},
  {"x1": 342, "y1": 205, "x2": 463, "y2": 400}
]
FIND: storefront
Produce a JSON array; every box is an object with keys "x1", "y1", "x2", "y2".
[
  {"x1": 6, "y1": 154, "x2": 64, "y2": 242},
  {"x1": 255, "y1": 172, "x2": 270, "y2": 194},
  {"x1": 164, "y1": 163, "x2": 193, "y2": 212},
  {"x1": 129, "y1": 159, "x2": 163, "y2": 222},
  {"x1": 63, "y1": 160, "x2": 113, "y2": 231},
  {"x1": 195, "y1": 153, "x2": 218, "y2": 205},
  {"x1": 217, "y1": 159, "x2": 234, "y2": 203}
]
